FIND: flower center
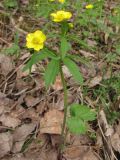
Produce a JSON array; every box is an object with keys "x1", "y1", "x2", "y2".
[{"x1": 32, "y1": 38, "x2": 40, "y2": 45}]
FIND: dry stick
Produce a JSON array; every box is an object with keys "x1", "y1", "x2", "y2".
[
  {"x1": 98, "y1": 117, "x2": 118, "y2": 160},
  {"x1": 0, "y1": 37, "x2": 10, "y2": 45}
]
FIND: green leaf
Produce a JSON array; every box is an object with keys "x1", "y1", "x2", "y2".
[
  {"x1": 70, "y1": 104, "x2": 96, "y2": 121},
  {"x1": 23, "y1": 51, "x2": 49, "y2": 72},
  {"x1": 44, "y1": 59, "x2": 60, "y2": 88},
  {"x1": 60, "y1": 37, "x2": 71, "y2": 58},
  {"x1": 23, "y1": 49, "x2": 59, "y2": 72},
  {"x1": 44, "y1": 48, "x2": 60, "y2": 60},
  {"x1": 3, "y1": 0, "x2": 18, "y2": 8},
  {"x1": 63, "y1": 57, "x2": 83, "y2": 85},
  {"x1": 4, "y1": 44, "x2": 20, "y2": 56},
  {"x1": 67, "y1": 117, "x2": 87, "y2": 134}
]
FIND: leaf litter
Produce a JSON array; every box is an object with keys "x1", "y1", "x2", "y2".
[{"x1": 0, "y1": 1, "x2": 120, "y2": 160}]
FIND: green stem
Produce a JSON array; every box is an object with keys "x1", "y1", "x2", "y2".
[{"x1": 60, "y1": 62, "x2": 68, "y2": 146}]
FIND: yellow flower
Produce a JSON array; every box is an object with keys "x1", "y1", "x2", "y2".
[
  {"x1": 49, "y1": 0, "x2": 65, "y2": 3},
  {"x1": 85, "y1": 4, "x2": 94, "y2": 9},
  {"x1": 58, "y1": 0, "x2": 65, "y2": 3},
  {"x1": 50, "y1": 10, "x2": 72, "y2": 22},
  {"x1": 26, "y1": 30, "x2": 46, "y2": 51}
]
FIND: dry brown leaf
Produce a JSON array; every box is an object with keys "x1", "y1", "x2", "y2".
[
  {"x1": 64, "y1": 146, "x2": 89, "y2": 159},
  {"x1": 87, "y1": 39, "x2": 97, "y2": 47},
  {"x1": 17, "y1": 64, "x2": 36, "y2": 79},
  {"x1": 18, "y1": 108, "x2": 39, "y2": 123},
  {"x1": 40, "y1": 109, "x2": 64, "y2": 134},
  {"x1": 71, "y1": 135, "x2": 92, "y2": 146},
  {"x1": 12, "y1": 140, "x2": 25, "y2": 153},
  {"x1": 111, "y1": 133, "x2": 120, "y2": 153},
  {"x1": 62, "y1": 65, "x2": 72, "y2": 78},
  {"x1": 55, "y1": 92, "x2": 74, "y2": 111},
  {"x1": 0, "y1": 132, "x2": 13, "y2": 158},
  {"x1": 25, "y1": 148, "x2": 58, "y2": 160},
  {"x1": 50, "y1": 134, "x2": 62, "y2": 147},
  {"x1": 0, "y1": 54, "x2": 14, "y2": 76},
  {"x1": 51, "y1": 134, "x2": 70, "y2": 147},
  {"x1": 52, "y1": 75, "x2": 63, "y2": 91},
  {"x1": 116, "y1": 121, "x2": 120, "y2": 135},
  {"x1": 12, "y1": 123, "x2": 36, "y2": 153},
  {"x1": 1, "y1": 154, "x2": 29, "y2": 160},
  {"x1": 99, "y1": 110, "x2": 114, "y2": 137},
  {"x1": 64, "y1": 147, "x2": 99, "y2": 160},
  {"x1": 80, "y1": 50, "x2": 95, "y2": 58},
  {"x1": 96, "y1": 133, "x2": 103, "y2": 148},
  {"x1": 111, "y1": 121, "x2": 120, "y2": 153},
  {"x1": 0, "y1": 114, "x2": 21, "y2": 128},
  {"x1": 19, "y1": 52, "x2": 30, "y2": 60},
  {"x1": 80, "y1": 63, "x2": 96, "y2": 79},
  {"x1": 46, "y1": 149, "x2": 58, "y2": 160},
  {"x1": 13, "y1": 123, "x2": 36, "y2": 142},
  {"x1": 0, "y1": 92, "x2": 13, "y2": 112},
  {"x1": 89, "y1": 75, "x2": 102, "y2": 88},
  {"x1": 27, "y1": 134, "x2": 49, "y2": 152},
  {"x1": 24, "y1": 95, "x2": 39, "y2": 107},
  {"x1": 82, "y1": 150, "x2": 99, "y2": 160},
  {"x1": 0, "y1": 105, "x2": 4, "y2": 115}
]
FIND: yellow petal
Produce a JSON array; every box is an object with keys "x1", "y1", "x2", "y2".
[
  {"x1": 26, "y1": 41, "x2": 34, "y2": 49},
  {"x1": 34, "y1": 44, "x2": 44, "y2": 51},
  {"x1": 26, "y1": 33, "x2": 34, "y2": 42}
]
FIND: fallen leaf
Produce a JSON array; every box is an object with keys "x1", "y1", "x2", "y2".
[
  {"x1": 99, "y1": 110, "x2": 114, "y2": 137},
  {"x1": 71, "y1": 135, "x2": 92, "y2": 146},
  {"x1": 55, "y1": 92, "x2": 74, "y2": 110},
  {"x1": 62, "y1": 65, "x2": 72, "y2": 78},
  {"x1": 111, "y1": 133, "x2": 120, "y2": 153},
  {"x1": 12, "y1": 140, "x2": 25, "y2": 153},
  {"x1": 0, "y1": 54, "x2": 14, "y2": 76},
  {"x1": 19, "y1": 52, "x2": 30, "y2": 60},
  {"x1": 13, "y1": 123, "x2": 36, "y2": 142},
  {"x1": 89, "y1": 75, "x2": 102, "y2": 87},
  {"x1": 2, "y1": 154, "x2": 29, "y2": 160},
  {"x1": 40, "y1": 109, "x2": 64, "y2": 134},
  {"x1": 111, "y1": 121, "x2": 120, "y2": 153},
  {"x1": 80, "y1": 50, "x2": 95, "y2": 58},
  {"x1": 24, "y1": 95, "x2": 39, "y2": 107},
  {"x1": 64, "y1": 146, "x2": 89, "y2": 159},
  {"x1": 0, "y1": 114, "x2": 21, "y2": 128},
  {"x1": 25, "y1": 148, "x2": 58, "y2": 160},
  {"x1": 87, "y1": 39, "x2": 97, "y2": 47},
  {"x1": 0, "y1": 132, "x2": 13, "y2": 158},
  {"x1": 0, "y1": 92, "x2": 14, "y2": 113},
  {"x1": 52, "y1": 75, "x2": 63, "y2": 91},
  {"x1": 82, "y1": 150, "x2": 99, "y2": 160},
  {"x1": 17, "y1": 65, "x2": 36, "y2": 79},
  {"x1": 0, "y1": 105, "x2": 4, "y2": 115}
]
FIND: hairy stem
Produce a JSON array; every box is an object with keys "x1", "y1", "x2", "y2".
[{"x1": 60, "y1": 63, "x2": 68, "y2": 147}]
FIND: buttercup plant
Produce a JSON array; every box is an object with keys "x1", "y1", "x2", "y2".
[{"x1": 24, "y1": 7, "x2": 96, "y2": 155}]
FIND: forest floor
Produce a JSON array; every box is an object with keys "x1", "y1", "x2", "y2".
[{"x1": 0, "y1": 0, "x2": 120, "y2": 160}]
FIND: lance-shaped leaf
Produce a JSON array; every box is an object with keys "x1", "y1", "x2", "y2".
[
  {"x1": 63, "y1": 57, "x2": 83, "y2": 85},
  {"x1": 23, "y1": 49, "x2": 59, "y2": 72},
  {"x1": 60, "y1": 37, "x2": 71, "y2": 59},
  {"x1": 44, "y1": 59, "x2": 60, "y2": 88}
]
